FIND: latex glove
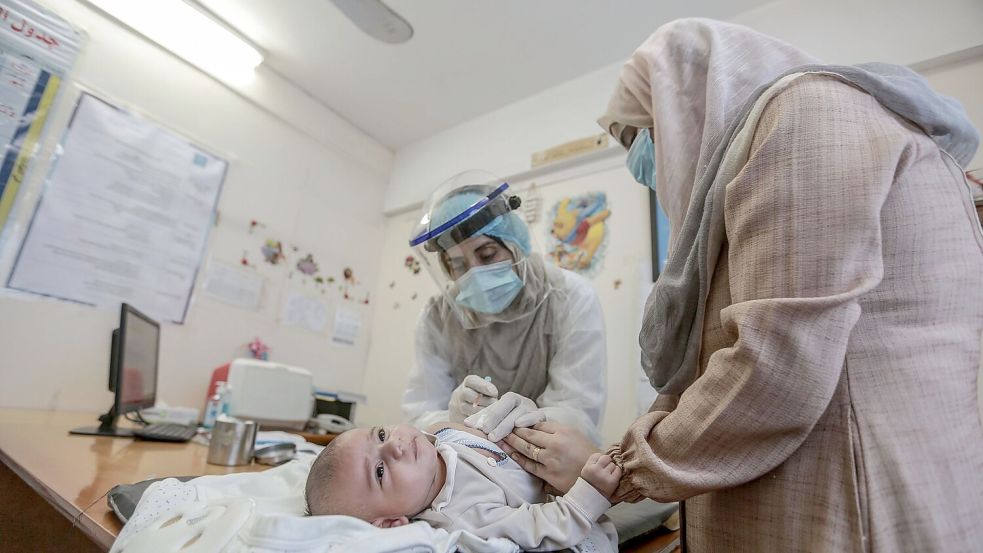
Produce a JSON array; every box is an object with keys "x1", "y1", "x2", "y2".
[
  {"x1": 464, "y1": 391, "x2": 546, "y2": 442},
  {"x1": 448, "y1": 375, "x2": 499, "y2": 423}
]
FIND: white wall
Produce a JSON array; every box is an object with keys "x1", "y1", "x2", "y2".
[
  {"x1": 0, "y1": 0, "x2": 391, "y2": 413},
  {"x1": 730, "y1": 0, "x2": 983, "y2": 67},
  {"x1": 366, "y1": 0, "x2": 983, "y2": 438},
  {"x1": 383, "y1": 63, "x2": 623, "y2": 214},
  {"x1": 384, "y1": 0, "x2": 983, "y2": 215}
]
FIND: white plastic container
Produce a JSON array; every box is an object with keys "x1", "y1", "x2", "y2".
[{"x1": 226, "y1": 359, "x2": 314, "y2": 430}]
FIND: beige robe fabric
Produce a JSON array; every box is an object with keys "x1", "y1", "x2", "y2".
[{"x1": 609, "y1": 75, "x2": 983, "y2": 551}]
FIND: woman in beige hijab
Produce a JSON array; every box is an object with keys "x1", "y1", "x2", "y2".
[{"x1": 469, "y1": 18, "x2": 983, "y2": 552}]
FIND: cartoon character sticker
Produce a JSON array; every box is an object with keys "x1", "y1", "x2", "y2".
[
  {"x1": 261, "y1": 239, "x2": 285, "y2": 265},
  {"x1": 546, "y1": 192, "x2": 611, "y2": 275},
  {"x1": 296, "y1": 254, "x2": 318, "y2": 276},
  {"x1": 404, "y1": 255, "x2": 421, "y2": 275}
]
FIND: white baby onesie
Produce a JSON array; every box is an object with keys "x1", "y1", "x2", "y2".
[{"x1": 415, "y1": 427, "x2": 617, "y2": 553}]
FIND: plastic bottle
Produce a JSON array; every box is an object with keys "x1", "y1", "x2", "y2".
[
  {"x1": 202, "y1": 381, "x2": 226, "y2": 430},
  {"x1": 219, "y1": 383, "x2": 232, "y2": 417}
]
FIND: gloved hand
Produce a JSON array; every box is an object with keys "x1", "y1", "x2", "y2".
[
  {"x1": 464, "y1": 391, "x2": 547, "y2": 442},
  {"x1": 448, "y1": 375, "x2": 500, "y2": 423}
]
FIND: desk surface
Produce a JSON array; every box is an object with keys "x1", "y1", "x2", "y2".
[
  {"x1": 0, "y1": 409, "x2": 266, "y2": 551},
  {"x1": 0, "y1": 408, "x2": 679, "y2": 553}
]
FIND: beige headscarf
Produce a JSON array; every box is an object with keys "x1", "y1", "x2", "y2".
[
  {"x1": 597, "y1": 18, "x2": 818, "y2": 240},
  {"x1": 599, "y1": 18, "x2": 979, "y2": 395}
]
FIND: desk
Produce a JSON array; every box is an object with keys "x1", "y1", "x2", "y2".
[
  {"x1": 0, "y1": 409, "x2": 266, "y2": 552},
  {"x1": 0, "y1": 408, "x2": 679, "y2": 553},
  {"x1": 620, "y1": 525, "x2": 680, "y2": 553}
]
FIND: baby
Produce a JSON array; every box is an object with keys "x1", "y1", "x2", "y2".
[{"x1": 305, "y1": 422, "x2": 619, "y2": 552}]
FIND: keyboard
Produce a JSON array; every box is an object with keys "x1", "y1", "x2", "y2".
[{"x1": 134, "y1": 423, "x2": 198, "y2": 442}]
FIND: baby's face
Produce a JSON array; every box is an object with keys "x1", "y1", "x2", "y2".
[{"x1": 328, "y1": 424, "x2": 442, "y2": 522}]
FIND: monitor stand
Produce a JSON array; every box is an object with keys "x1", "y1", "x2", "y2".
[{"x1": 69, "y1": 406, "x2": 134, "y2": 438}]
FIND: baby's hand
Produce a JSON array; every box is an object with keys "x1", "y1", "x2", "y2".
[{"x1": 580, "y1": 453, "x2": 621, "y2": 500}]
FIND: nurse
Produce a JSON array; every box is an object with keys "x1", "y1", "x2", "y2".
[
  {"x1": 470, "y1": 19, "x2": 983, "y2": 552},
  {"x1": 401, "y1": 170, "x2": 607, "y2": 445}
]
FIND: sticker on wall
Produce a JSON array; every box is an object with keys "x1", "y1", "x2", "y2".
[
  {"x1": 546, "y1": 192, "x2": 611, "y2": 276},
  {"x1": 296, "y1": 253, "x2": 319, "y2": 276},
  {"x1": 404, "y1": 255, "x2": 421, "y2": 275},
  {"x1": 248, "y1": 337, "x2": 270, "y2": 360},
  {"x1": 261, "y1": 239, "x2": 285, "y2": 265}
]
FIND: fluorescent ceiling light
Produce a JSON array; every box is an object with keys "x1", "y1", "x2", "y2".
[{"x1": 87, "y1": 0, "x2": 263, "y2": 85}]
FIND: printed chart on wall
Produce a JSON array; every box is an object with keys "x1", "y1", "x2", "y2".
[
  {"x1": 0, "y1": 0, "x2": 82, "y2": 234},
  {"x1": 7, "y1": 92, "x2": 227, "y2": 323}
]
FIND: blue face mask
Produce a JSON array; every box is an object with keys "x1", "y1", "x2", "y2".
[
  {"x1": 626, "y1": 128, "x2": 656, "y2": 190},
  {"x1": 454, "y1": 260, "x2": 523, "y2": 314}
]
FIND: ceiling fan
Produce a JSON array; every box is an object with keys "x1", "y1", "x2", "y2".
[{"x1": 329, "y1": 0, "x2": 413, "y2": 44}]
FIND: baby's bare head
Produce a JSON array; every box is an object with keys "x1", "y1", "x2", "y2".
[
  {"x1": 305, "y1": 424, "x2": 442, "y2": 523},
  {"x1": 304, "y1": 434, "x2": 348, "y2": 517}
]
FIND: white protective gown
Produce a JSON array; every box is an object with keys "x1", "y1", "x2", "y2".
[{"x1": 402, "y1": 267, "x2": 606, "y2": 445}]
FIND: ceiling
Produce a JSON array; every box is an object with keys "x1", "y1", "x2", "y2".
[{"x1": 199, "y1": 0, "x2": 772, "y2": 149}]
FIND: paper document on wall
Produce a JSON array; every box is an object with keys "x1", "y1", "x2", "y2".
[
  {"x1": 202, "y1": 260, "x2": 263, "y2": 310},
  {"x1": 7, "y1": 93, "x2": 226, "y2": 323},
  {"x1": 0, "y1": 0, "x2": 83, "y2": 233},
  {"x1": 331, "y1": 306, "x2": 361, "y2": 347},
  {"x1": 282, "y1": 291, "x2": 328, "y2": 333}
]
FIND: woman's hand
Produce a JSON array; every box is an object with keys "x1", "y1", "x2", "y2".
[{"x1": 499, "y1": 421, "x2": 601, "y2": 494}]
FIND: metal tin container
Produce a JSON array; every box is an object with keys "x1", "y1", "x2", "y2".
[
  {"x1": 207, "y1": 419, "x2": 257, "y2": 466},
  {"x1": 254, "y1": 442, "x2": 296, "y2": 466}
]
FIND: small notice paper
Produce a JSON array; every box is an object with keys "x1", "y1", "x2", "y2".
[
  {"x1": 331, "y1": 306, "x2": 361, "y2": 347},
  {"x1": 282, "y1": 291, "x2": 329, "y2": 333},
  {"x1": 202, "y1": 260, "x2": 263, "y2": 310}
]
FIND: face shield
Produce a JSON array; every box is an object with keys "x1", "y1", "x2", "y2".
[{"x1": 409, "y1": 171, "x2": 550, "y2": 329}]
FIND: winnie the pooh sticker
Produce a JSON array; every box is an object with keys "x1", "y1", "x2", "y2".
[{"x1": 547, "y1": 192, "x2": 610, "y2": 275}]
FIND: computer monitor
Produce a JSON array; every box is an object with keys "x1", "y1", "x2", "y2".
[{"x1": 70, "y1": 303, "x2": 160, "y2": 437}]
